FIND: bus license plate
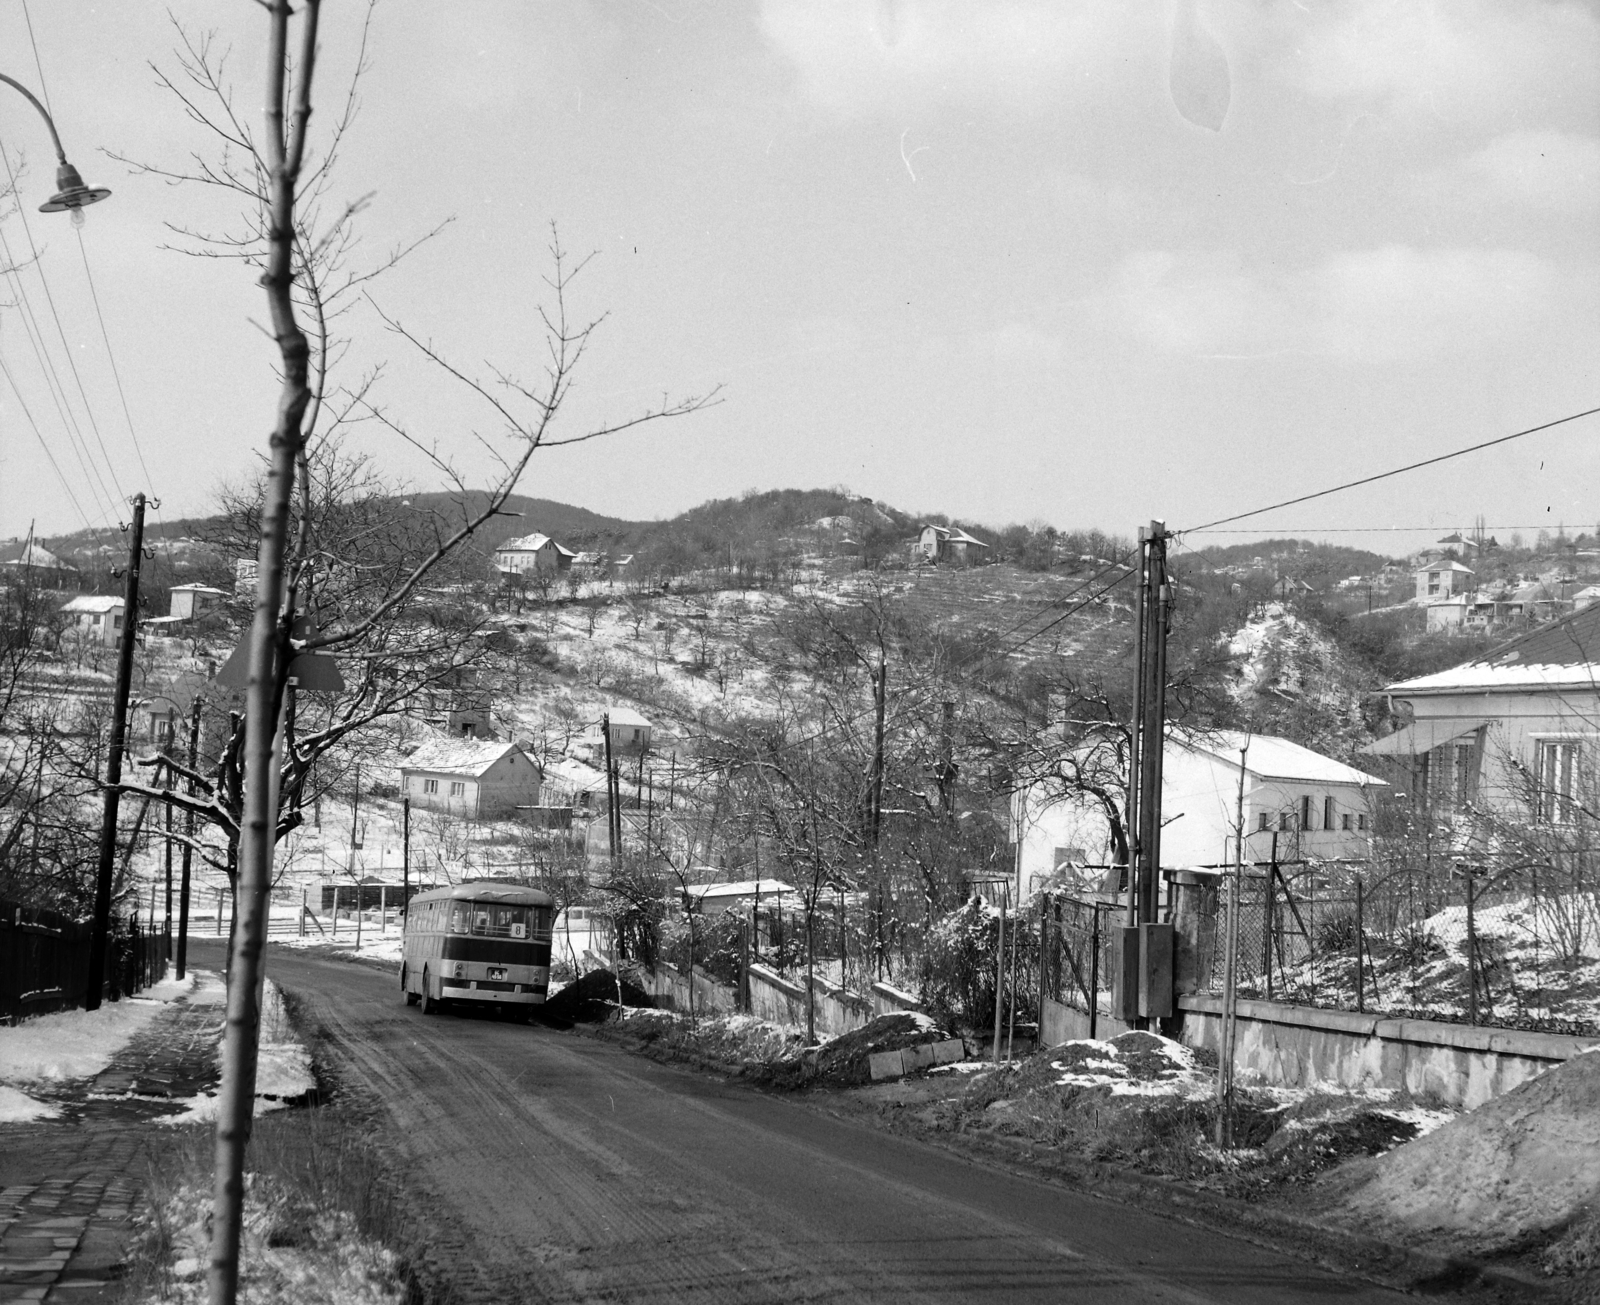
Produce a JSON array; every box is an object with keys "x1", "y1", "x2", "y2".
[{"x1": 487, "y1": 967, "x2": 506, "y2": 980}]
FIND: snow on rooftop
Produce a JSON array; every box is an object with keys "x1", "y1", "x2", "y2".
[
  {"x1": 686, "y1": 879, "x2": 798, "y2": 902},
  {"x1": 401, "y1": 737, "x2": 528, "y2": 776},
  {"x1": 61, "y1": 595, "x2": 123, "y2": 613},
  {"x1": 1182, "y1": 730, "x2": 1386, "y2": 787},
  {"x1": 496, "y1": 533, "x2": 576, "y2": 556}
]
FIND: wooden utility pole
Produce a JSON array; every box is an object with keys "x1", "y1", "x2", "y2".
[
  {"x1": 163, "y1": 761, "x2": 174, "y2": 958},
  {"x1": 176, "y1": 698, "x2": 201, "y2": 980},
  {"x1": 85, "y1": 492, "x2": 146, "y2": 1011},
  {"x1": 401, "y1": 796, "x2": 411, "y2": 915}
]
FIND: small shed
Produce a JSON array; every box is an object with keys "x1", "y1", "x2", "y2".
[{"x1": 167, "y1": 582, "x2": 229, "y2": 621}]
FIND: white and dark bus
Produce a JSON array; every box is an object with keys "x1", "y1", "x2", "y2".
[{"x1": 401, "y1": 882, "x2": 554, "y2": 1020}]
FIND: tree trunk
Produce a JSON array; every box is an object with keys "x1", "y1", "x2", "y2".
[{"x1": 207, "y1": 6, "x2": 319, "y2": 1303}]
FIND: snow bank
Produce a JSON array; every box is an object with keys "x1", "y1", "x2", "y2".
[
  {"x1": 1048, "y1": 1031, "x2": 1212, "y2": 1098},
  {"x1": 0, "y1": 1083, "x2": 59, "y2": 1123},
  {"x1": 0, "y1": 971, "x2": 197, "y2": 1085}
]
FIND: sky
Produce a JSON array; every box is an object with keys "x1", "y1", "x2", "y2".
[{"x1": 0, "y1": 1, "x2": 1596, "y2": 556}]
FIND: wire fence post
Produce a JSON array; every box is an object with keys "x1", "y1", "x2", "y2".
[
  {"x1": 1465, "y1": 864, "x2": 1479, "y2": 1027},
  {"x1": 1088, "y1": 901, "x2": 1101, "y2": 1041},
  {"x1": 1263, "y1": 836, "x2": 1278, "y2": 1000},
  {"x1": 1354, "y1": 873, "x2": 1365, "y2": 1014}
]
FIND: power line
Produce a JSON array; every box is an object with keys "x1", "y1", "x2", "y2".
[
  {"x1": 74, "y1": 227, "x2": 155, "y2": 489},
  {"x1": 1179, "y1": 405, "x2": 1600, "y2": 536},
  {"x1": 0, "y1": 346, "x2": 91, "y2": 529},
  {"x1": 0, "y1": 196, "x2": 118, "y2": 523},
  {"x1": 20, "y1": 1, "x2": 53, "y2": 120},
  {"x1": 1180, "y1": 524, "x2": 1592, "y2": 537},
  {"x1": 0, "y1": 138, "x2": 129, "y2": 504}
]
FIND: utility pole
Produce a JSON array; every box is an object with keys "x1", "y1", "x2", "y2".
[
  {"x1": 176, "y1": 697, "x2": 201, "y2": 981},
  {"x1": 164, "y1": 759, "x2": 174, "y2": 959},
  {"x1": 402, "y1": 795, "x2": 411, "y2": 914},
  {"x1": 602, "y1": 713, "x2": 618, "y2": 859},
  {"x1": 86, "y1": 493, "x2": 146, "y2": 1011},
  {"x1": 1119, "y1": 520, "x2": 1174, "y2": 1029},
  {"x1": 871, "y1": 657, "x2": 886, "y2": 979}
]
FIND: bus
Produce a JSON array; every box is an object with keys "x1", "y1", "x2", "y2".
[{"x1": 401, "y1": 882, "x2": 555, "y2": 1020}]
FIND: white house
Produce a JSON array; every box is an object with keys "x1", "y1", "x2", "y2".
[
  {"x1": 1364, "y1": 603, "x2": 1600, "y2": 818},
  {"x1": 494, "y1": 533, "x2": 576, "y2": 578},
  {"x1": 600, "y1": 707, "x2": 653, "y2": 755},
  {"x1": 912, "y1": 525, "x2": 989, "y2": 567},
  {"x1": 61, "y1": 595, "x2": 125, "y2": 646},
  {"x1": 167, "y1": 582, "x2": 229, "y2": 621},
  {"x1": 400, "y1": 738, "x2": 542, "y2": 819},
  {"x1": 1415, "y1": 560, "x2": 1475, "y2": 602},
  {"x1": 1012, "y1": 731, "x2": 1386, "y2": 898}
]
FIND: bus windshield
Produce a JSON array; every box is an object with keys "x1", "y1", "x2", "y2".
[{"x1": 446, "y1": 902, "x2": 532, "y2": 938}]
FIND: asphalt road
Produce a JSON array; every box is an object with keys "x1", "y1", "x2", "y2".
[{"x1": 216, "y1": 941, "x2": 1420, "y2": 1305}]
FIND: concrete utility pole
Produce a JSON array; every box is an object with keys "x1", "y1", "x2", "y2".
[
  {"x1": 1119, "y1": 520, "x2": 1175, "y2": 1029},
  {"x1": 402, "y1": 796, "x2": 411, "y2": 913},
  {"x1": 85, "y1": 493, "x2": 146, "y2": 1010}
]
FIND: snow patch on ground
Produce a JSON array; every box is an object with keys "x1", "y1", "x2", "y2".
[
  {"x1": 163, "y1": 978, "x2": 316, "y2": 1126},
  {"x1": 1049, "y1": 1032, "x2": 1212, "y2": 1098},
  {"x1": 0, "y1": 1083, "x2": 59, "y2": 1122},
  {"x1": 145, "y1": 1173, "x2": 403, "y2": 1305},
  {"x1": 0, "y1": 971, "x2": 198, "y2": 1084}
]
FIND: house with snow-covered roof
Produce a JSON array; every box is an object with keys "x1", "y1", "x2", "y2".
[
  {"x1": 399, "y1": 738, "x2": 541, "y2": 819},
  {"x1": 493, "y1": 533, "x2": 576, "y2": 578},
  {"x1": 1012, "y1": 730, "x2": 1385, "y2": 899},
  {"x1": 1365, "y1": 602, "x2": 1600, "y2": 819},
  {"x1": 61, "y1": 595, "x2": 125, "y2": 646},
  {"x1": 911, "y1": 524, "x2": 990, "y2": 568}
]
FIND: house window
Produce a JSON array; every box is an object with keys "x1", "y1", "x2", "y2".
[
  {"x1": 1323, "y1": 796, "x2": 1335, "y2": 831},
  {"x1": 1257, "y1": 812, "x2": 1269, "y2": 832},
  {"x1": 1341, "y1": 813, "x2": 1353, "y2": 831},
  {"x1": 1537, "y1": 741, "x2": 1581, "y2": 822},
  {"x1": 1300, "y1": 795, "x2": 1313, "y2": 831},
  {"x1": 450, "y1": 781, "x2": 466, "y2": 798},
  {"x1": 423, "y1": 778, "x2": 439, "y2": 795},
  {"x1": 1357, "y1": 814, "x2": 1368, "y2": 831},
  {"x1": 1279, "y1": 811, "x2": 1292, "y2": 832}
]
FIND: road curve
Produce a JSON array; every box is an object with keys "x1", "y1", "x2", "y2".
[{"x1": 221, "y1": 942, "x2": 1417, "y2": 1304}]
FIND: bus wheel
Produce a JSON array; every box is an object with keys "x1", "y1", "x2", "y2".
[
  {"x1": 402, "y1": 966, "x2": 419, "y2": 1006},
  {"x1": 420, "y1": 968, "x2": 437, "y2": 1015},
  {"x1": 514, "y1": 1006, "x2": 532, "y2": 1025}
]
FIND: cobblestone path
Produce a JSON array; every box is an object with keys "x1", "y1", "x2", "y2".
[{"x1": 0, "y1": 979, "x2": 224, "y2": 1303}]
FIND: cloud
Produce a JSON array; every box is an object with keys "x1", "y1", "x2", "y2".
[
  {"x1": 1109, "y1": 246, "x2": 1569, "y2": 363},
  {"x1": 1270, "y1": 0, "x2": 1599, "y2": 126},
  {"x1": 1443, "y1": 132, "x2": 1600, "y2": 212},
  {"x1": 758, "y1": 0, "x2": 1162, "y2": 118}
]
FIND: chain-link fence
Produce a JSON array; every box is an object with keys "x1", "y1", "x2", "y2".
[
  {"x1": 1040, "y1": 893, "x2": 1119, "y2": 1037},
  {"x1": 1197, "y1": 860, "x2": 1600, "y2": 1036}
]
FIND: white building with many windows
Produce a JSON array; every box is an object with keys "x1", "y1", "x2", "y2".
[
  {"x1": 1365, "y1": 603, "x2": 1600, "y2": 820},
  {"x1": 399, "y1": 738, "x2": 541, "y2": 819},
  {"x1": 1012, "y1": 731, "x2": 1385, "y2": 898}
]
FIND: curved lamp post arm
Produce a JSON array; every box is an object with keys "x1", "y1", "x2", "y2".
[
  {"x1": 0, "y1": 69, "x2": 110, "y2": 214},
  {"x1": 0, "y1": 70, "x2": 66, "y2": 159}
]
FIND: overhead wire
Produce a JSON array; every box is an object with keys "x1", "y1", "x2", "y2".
[
  {"x1": 1179, "y1": 405, "x2": 1600, "y2": 537},
  {"x1": 0, "y1": 136, "x2": 127, "y2": 509},
  {"x1": 0, "y1": 194, "x2": 118, "y2": 524},
  {"x1": 0, "y1": 347, "x2": 91, "y2": 529}
]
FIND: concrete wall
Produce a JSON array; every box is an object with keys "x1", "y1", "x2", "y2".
[
  {"x1": 870, "y1": 980, "x2": 922, "y2": 1018},
  {"x1": 1040, "y1": 996, "x2": 1130, "y2": 1046},
  {"x1": 1174, "y1": 993, "x2": 1598, "y2": 1111},
  {"x1": 647, "y1": 962, "x2": 736, "y2": 1017}
]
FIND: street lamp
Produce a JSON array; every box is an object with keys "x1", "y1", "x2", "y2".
[{"x1": 0, "y1": 71, "x2": 111, "y2": 225}]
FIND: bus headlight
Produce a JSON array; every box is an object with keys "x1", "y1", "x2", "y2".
[{"x1": 454, "y1": 962, "x2": 466, "y2": 979}]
